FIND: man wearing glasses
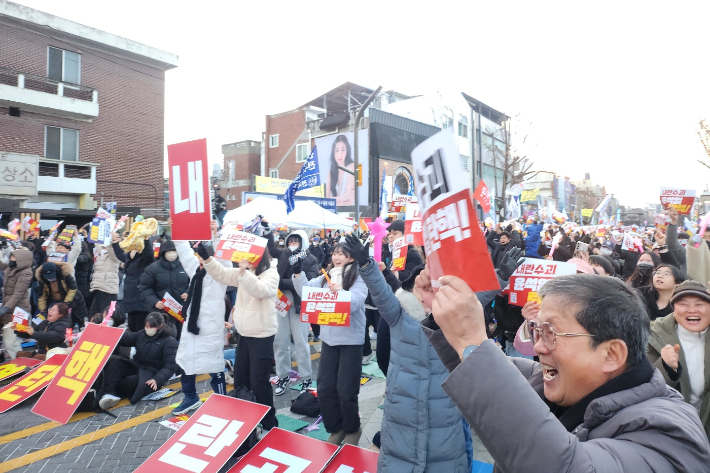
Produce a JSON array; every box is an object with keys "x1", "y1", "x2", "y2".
[{"x1": 416, "y1": 271, "x2": 710, "y2": 472}]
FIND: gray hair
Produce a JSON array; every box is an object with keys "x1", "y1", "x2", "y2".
[{"x1": 539, "y1": 274, "x2": 650, "y2": 366}]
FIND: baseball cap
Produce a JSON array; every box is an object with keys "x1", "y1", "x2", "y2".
[{"x1": 42, "y1": 262, "x2": 58, "y2": 281}]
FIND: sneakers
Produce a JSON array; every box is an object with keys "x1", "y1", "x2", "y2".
[
  {"x1": 98, "y1": 393, "x2": 121, "y2": 410},
  {"x1": 172, "y1": 396, "x2": 202, "y2": 415},
  {"x1": 299, "y1": 378, "x2": 312, "y2": 394},
  {"x1": 362, "y1": 353, "x2": 375, "y2": 365},
  {"x1": 225, "y1": 359, "x2": 234, "y2": 386},
  {"x1": 313, "y1": 335, "x2": 320, "y2": 342},
  {"x1": 274, "y1": 376, "x2": 289, "y2": 396}
]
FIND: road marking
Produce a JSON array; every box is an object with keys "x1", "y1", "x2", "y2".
[
  {"x1": 0, "y1": 374, "x2": 209, "y2": 445},
  {"x1": 291, "y1": 352, "x2": 320, "y2": 367}
]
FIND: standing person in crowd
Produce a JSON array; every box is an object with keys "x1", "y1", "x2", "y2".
[
  {"x1": 648, "y1": 280, "x2": 710, "y2": 436},
  {"x1": 201, "y1": 241, "x2": 280, "y2": 431},
  {"x1": 588, "y1": 255, "x2": 616, "y2": 276},
  {"x1": 637, "y1": 263, "x2": 686, "y2": 320},
  {"x1": 686, "y1": 227, "x2": 710, "y2": 288},
  {"x1": 382, "y1": 220, "x2": 423, "y2": 281},
  {"x1": 292, "y1": 243, "x2": 367, "y2": 446},
  {"x1": 138, "y1": 240, "x2": 190, "y2": 338},
  {"x1": 523, "y1": 220, "x2": 544, "y2": 259},
  {"x1": 36, "y1": 261, "x2": 88, "y2": 326},
  {"x1": 15, "y1": 302, "x2": 72, "y2": 358},
  {"x1": 171, "y1": 220, "x2": 232, "y2": 415},
  {"x1": 309, "y1": 235, "x2": 325, "y2": 268},
  {"x1": 89, "y1": 232, "x2": 123, "y2": 315},
  {"x1": 665, "y1": 208, "x2": 687, "y2": 273},
  {"x1": 419, "y1": 271, "x2": 710, "y2": 472},
  {"x1": 113, "y1": 234, "x2": 155, "y2": 332},
  {"x1": 264, "y1": 222, "x2": 319, "y2": 395},
  {"x1": 626, "y1": 251, "x2": 661, "y2": 288},
  {"x1": 487, "y1": 230, "x2": 515, "y2": 268},
  {"x1": 0, "y1": 248, "x2": 34, "y2": 357},
  {"x1": 98, "y1": 312, "x2": 178, "y2": 409},
  {"x1": 44, "y1": 230, "x2": 82, "y2": 275},
  {"x1": 74, "y1": 238, "x2": 93, "y2": 305}
]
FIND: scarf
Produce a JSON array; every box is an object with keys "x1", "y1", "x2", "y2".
[
  {"x1": 329, "y1": 266, "x2": 344, "y2": 286},
  {"x1": 184, "y1": 267, "x2": 207, "y2": 335}
]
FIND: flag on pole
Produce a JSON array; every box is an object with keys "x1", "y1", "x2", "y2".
[
  {"x1": 284, "y1": 146, "x2": 321, "y2": 214},
  {"x1": 379, "y1": 169, "x2": 387, "y2": 218}
]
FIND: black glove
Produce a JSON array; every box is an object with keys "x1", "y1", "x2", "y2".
[
  {"x1": 292, "y1": 258, "x2": 302, "y2": 275},
  {"x1": 344, "y1": 233, "x2": 370, "y2": 267},
  {"x1": 195, "y1": 242, "x2": 210, "y2": 261},
  {"x1": 0, "y1": 307, "x2": 10, "y2": 317},
  {"x1": 498, "y1": 247, "x2": 525, "y2": 281}
]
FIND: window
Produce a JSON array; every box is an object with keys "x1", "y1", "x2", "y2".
[
  {"x1": 296, "y1": 143, "x2": 309, "y2": 163},
  {"x1": 458, "y1": 117, "x2": 468, "y2": 138},
  {"x1": 228, "y1": 160, "x2": 235, "y2": 181},
  {"x1": 476, "y1": 160, "x2": 482, "y2": 177},
  {"x1": 269, "y1": 134, "x2": 279, "y2": 148},
  {"x1": 442, "y1": 116, "x2": 454, "y2": 129},
  {"x1": 460, "y1": 155, "x2": 469, "y2": 171},
  {"x1": 45, "y1": 126, "x2": 78, "y2": 161},
  {"x1": 269, "y1": 169, "x2": 279, "y2": 178},
  {"x1": 48, "y1": 47, "x2": 81, "y2": 84}
]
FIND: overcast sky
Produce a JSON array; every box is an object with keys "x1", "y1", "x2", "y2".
[{"x1": 16, "y1": 0, "x2": 710, "y2": 208}]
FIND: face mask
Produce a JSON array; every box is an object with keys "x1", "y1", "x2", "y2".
[
  {"x1": 8, "y1": 261, "x2": 16, "y2": 269},
  {"x1": 288, "y1": 244, "x2": 299, "y2": 252},
  {"x1": 164, "y1": 251, "x2": 178, "y2": 261},
  {"x1": 637, "y1": 262, "x2": 654, "y2": 274},
  {"x1": 600, "y1": 247, "x2": 612, "y2": 256},
  {"x1": 105, "y1": 319, "x2": 114, "y2": 327},
  {"x1": 145, "y1": 327, "x2": 158, "y2": 337},
  {"x1": 79, "y1": 235, "x2": 85, "y2": 241}
]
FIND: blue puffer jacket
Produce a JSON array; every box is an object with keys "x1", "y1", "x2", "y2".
[
  {"x1": 359, "y1": 260, "x2": 468, "y2": 473},
  {"x1": 523, "y1": 223, "x2": 544, "y2": 258}
]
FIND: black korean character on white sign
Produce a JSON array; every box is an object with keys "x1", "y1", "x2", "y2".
[{"x1": 417, "y1": 150, "x2": 449, "y2": 208}]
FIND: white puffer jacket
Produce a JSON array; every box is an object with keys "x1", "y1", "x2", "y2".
[
  {"x1": 203, "y1": 257, "x2": 279, "y2": 338},
  {"x1": 90, "y1": 242, "x2": 121, "y2": 294}
]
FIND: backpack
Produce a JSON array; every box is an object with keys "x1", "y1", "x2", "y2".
[{"x1": 290, "y1": 390, "x2": 320, "y2": 417}]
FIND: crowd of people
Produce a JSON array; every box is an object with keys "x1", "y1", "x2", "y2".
[{"x1": 1, "y1": 203, "x2": 710, "y2": 472}]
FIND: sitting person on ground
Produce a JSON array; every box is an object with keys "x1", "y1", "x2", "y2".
[
  {"x1": 36, "y1": 261, "x2": 88, "y2": 327},
  {"x1": 15, "y1": 302, "x2": 72, "y2": 359},
  {"x1": 418, "y1": 271, "x2": 710, "y2": 472},
  {"x1": 97, "y1": 312, "x2": 178, "y2": 409}
]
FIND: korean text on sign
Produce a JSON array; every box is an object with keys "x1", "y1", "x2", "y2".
[
  {"x1": 32, "y1": 324, "x2": 124, "y2": 424},
  {"x1": 134, "y1": 394, "x2": 269, "y2": 473},
  {"x1": 507, "y1": 258, "x2": 577, "y2": 307},
  {"x1": 411, "y1": 130, "x2": 498, "y2": 292},
  {"x1": 390, "y1": 237, "x2": 408, "y2": 272},
  {"x1": 163, "y1": 292, "x2": 185, "y2": 323},
  {"x1": 168, "y1": 138, "x2": 212, "y2": 241},
  {"x1": 275, "y1": 290, "x2": 293, "y2": 318},
  {"x1": 12, "y1": 307, "x2": 30, "y2": 333},
  {"x1": 0, "y1": 354, "x2": 67, "y2": 413},
  {"x1": 659, "y1": 187, "x2": 696, "y2": 215},
  {"x1": 404, "y1": 203, "x2": 423, "y2": 246},
  {"x1": 0, "y1": 358, "x2": 42, "y2": 382},
  {"x1": 215, "y1": 229, "x2": 267, "y2": 265},
  {"x1": 300, "y1": 287, "x2": 352, "y2": 327}
]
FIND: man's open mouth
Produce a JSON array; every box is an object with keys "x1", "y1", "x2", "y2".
[{"x1": 543, "y1": 364, "x2": 558, "y2": 381}]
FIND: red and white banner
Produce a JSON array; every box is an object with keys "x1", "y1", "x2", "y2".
[
  {"x1": 411, "y1": 130, "x2": 499, "y2": 292},
  {"x1": 300, "y1": 287, "x2": 351, "y2": 326},
  {"x1": 135, "y1": 394, "x2": 269, "y2": 473},
  {"x1": 275, "y1": 289, "x2": 293, "y2": 318},
  {"x1": 168, "y1": 139, "x2": 212, "y2": 241},
  {"x1": 215, "y1": 229, "x2": 267, "y2": 265},
  {"x1": 660, "y1": 187, "x2": 695, "y2": 215},
  {"x1": 163, "y1": 293, "x2": 185, "y2": 324},
  {"x1": 321, "y1": 444, "x2": 379, "y2": 473},
  {"x1": 404, "y1": 203, "x2": 423, "y2": 246},
  {"x1": 390, "y1": 237, "x2": 408, "y2": 272},
  {"x1": 472, "y1": 180, "x2": 492, "y2": 214},
  {"x1": 57, "y1": 225, "x2": 76, "y2": 245},
  {"x1": 153, "y1": 241, "x2": 161, "y2": 258},
  {"x1": 228, "y1": 428, "x2": 338, "y2": 473},
  {"x1": 21, "y1": 216, "x2": 39, "y2": 233},
  {"x1": 0, "y1": 358, "x2": 42, "y2": 382},
  {"x1": 12, "y1": 307, "x2": 30, "y2": 333},
  {"x1": 507, "y1": 259, "x2": 577, "y2": 307},
  {"x1": 390, "y1": 195, "x2": 416, "y2": 213},
  {"x1": 0, "y1": 354, "x2": 67, "y2": 413},
  {"x1": 32, "y1": 324, "x2": 125, "y2": 424}
]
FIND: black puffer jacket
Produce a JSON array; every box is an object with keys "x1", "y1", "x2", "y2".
[
  {"x1": 266, "y1": 229, "x2": 320, "y2": 313},
  {"x1": 138, "y1": 240, "x2": 190, "y2": 310},
  {"x1": 74, "y1": 242, "x2": 92, "y2": 301},
  {"x1": 115, "y1": 241, "x2": 155, "y2": 313},
  {"x1": 16, "y1": 312, "x2": 71, "y2": 354},
  {"x1": 117, "y1": 329, "x2": 179, "y2": 403}
]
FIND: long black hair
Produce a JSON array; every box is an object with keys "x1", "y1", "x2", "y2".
[
  {"x1": 321, "y1": 243, "x2": 358, "y2": 290},
  {"x1": 254, "y1": 248, "x2": 272, "y2": 276},
  {"x1": 627, "y1": 251, "x2": 662, "y2": 288},
  {"x1": 328, "y1": 134, "x2": 352, "y2": 197},
  {"x1": 145, "y1": 312, "x2": 170, "y2": 337}
]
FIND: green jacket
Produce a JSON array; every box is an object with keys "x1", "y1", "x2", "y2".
[{"x1": 648, "y1": 313, "x2": 710, "y2": 437}]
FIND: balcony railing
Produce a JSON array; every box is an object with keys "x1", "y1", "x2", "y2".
[{"x1": 37, "y1": 159, "x2": 98, "y2": 195}]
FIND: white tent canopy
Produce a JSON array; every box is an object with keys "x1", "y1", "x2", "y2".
[{"x1": 221, "y1": 197, "x2": 354, "y2": 231}]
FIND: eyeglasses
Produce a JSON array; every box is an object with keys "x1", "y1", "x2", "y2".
[
  {"x1": 653, "y1": 271, "x2": 674, "y2": 278},
  {"x1": 527, "y1": 320, "x2": 595, "y2": 351}
]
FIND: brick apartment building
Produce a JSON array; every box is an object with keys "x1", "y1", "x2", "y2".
[
  {"x1": 0, "y1": 1, "x2": 177, "y2": 223},
  {"x1": 219, "y1": 140, "x2": 261, "y2": 210}
]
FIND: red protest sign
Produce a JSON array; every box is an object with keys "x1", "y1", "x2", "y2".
[
  {"x1": 153, "y1": 241, "x2": 161, "y2": 258},
  {"x1": 228, "y1": 428, "x2": 338, "y2": 473},
  {"x1": 163, "y1": 292, "x2": 185, "y2": 323},
  {"x1": 215, "y1": 229, "x2": 267, "y2": 265},
  {"x1": 0, "y1": 358, "x2": 42, "y2": 382},
  {"x1": 32, "y1": 324, "x2": 124, "y2": 424},
  {"x1": 276, "y1": 289, "x2": 293, "y2": 317},
  {"x1": 660, "y1": 187, "x2": 695, "y2": 215},
  {"x1": 411, "y1": 130, "x2": 499, "y2": 292},
  {"x1": 404, "y1": 203, "x2": 423, "y2": 246},
  {"x1": 472, "y1": 180, "x2": 492, "y2": 214},
  {"x1": 135, "y1": 394, "x2": 269, "y2": 473},
  {"x1": 390, "y1": 195, "x2": 416, "y2": 213},
  {"x1": 168, "y1": 139, "x2": 212, "y2": 241},
  {"x1": 321, "y1": 444, "x2": 379, "y2": 473},
  {"x1": 12, "y1": 307, "x2": 30, "y2": 333},
  {"x1": 300, "y1": 287, "x2": 351, "y2": 326},
  {"x1": 0, "y1": 354, "x2": 67, "y2": 413},
  {"x1": 507, "y1": 259, "x2": 577, "y2": 307},
  {"x1": 390, "y1": 237, "x2": 408, "y2": 271}
]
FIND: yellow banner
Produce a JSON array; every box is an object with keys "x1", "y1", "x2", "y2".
[
  {"x1": 254, "y1": 176, "x2": 324, "y2": 198},
  {"x1": 581, "y1": 209, "x2": 593, "y2": 218},
  {"x1": 520, "y1": 188, "x2": 539, "y2": 202}
]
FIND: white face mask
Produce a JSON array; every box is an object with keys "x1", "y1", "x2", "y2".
[
  {"x1": 288, "y1": 244, "x2": 299, "y2": 252},
  {"x1": 145, "y1": 327, "x2": 158, "y2": 337},
  {"x1": 600, "y1": 247, "x2": 612, "y2": 256},
  {"x1": 164, "y1": 251, "x2": 178, "y2": 262}
]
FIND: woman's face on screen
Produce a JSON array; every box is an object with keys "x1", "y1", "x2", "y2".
[{"x1": 334, "y1": 141, "x2": 347, "y2": 166}]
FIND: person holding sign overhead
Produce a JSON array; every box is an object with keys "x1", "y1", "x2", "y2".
[{"x1": 292, "y1": 241, "x2": 367, "y2": 446}]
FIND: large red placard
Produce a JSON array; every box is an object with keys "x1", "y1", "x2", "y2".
[
  {"x1": 0, "y1": 357, "x2": 42, "y2": 382},
  {"x1": 321, "y1": 444, "x2": 379, "y2": 473},
  {"x1": 168, "y1": 139, "x2": 212, "y2": 241},
  {"x1": 228, "y1": 428, "x2": 338, "y2": 473},
  {"x1": 32, "y1": 324, "x2": 124, "y2": 424},
  {"x1": 135, "y1": 394, "x2": 269, "y2": 473},
  {"x1": 0, "y1": 354, "x2": 67, "y2": 413},
  {"x1": 300, "y1": 287, "x2": 351, "y2": 326}
]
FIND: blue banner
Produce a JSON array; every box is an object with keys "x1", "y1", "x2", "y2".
[
  {"x1": 379, "y1": 168, "x2": 387, "y2": 216},
  {"x1": 284, "y1": 147, "x2": 321, "y2": 213}
]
